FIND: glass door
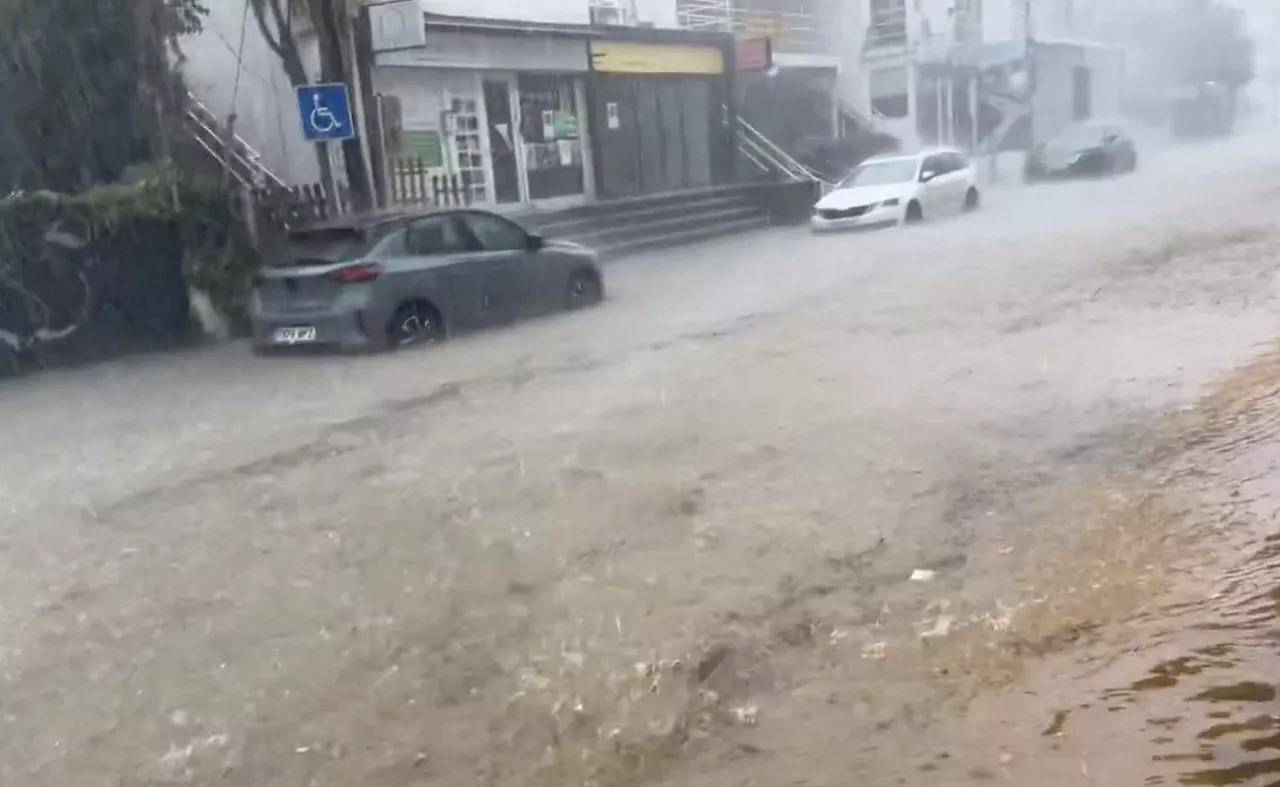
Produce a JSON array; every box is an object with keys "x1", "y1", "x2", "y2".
[
  {"x1": 482, "y1": 77, "x2": 522, "y2": 204},
  {"x1": 515, "y1": 74, "x2": 585, "y2": 201}
]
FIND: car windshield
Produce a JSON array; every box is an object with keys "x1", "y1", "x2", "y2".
[
  {"x1": 838, "y1": 158, "x2": 919, "y2": 188},
  {"x1": 277, "y1": 225, "x2": 389, "y2": 267}
]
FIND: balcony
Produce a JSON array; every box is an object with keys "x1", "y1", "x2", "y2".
[
  {"x1": 864, "y1": 0, "x2": 907, "y2": 51},
  {"x1": 676, "y1": 0, "x2": 836, "y2": 56}
]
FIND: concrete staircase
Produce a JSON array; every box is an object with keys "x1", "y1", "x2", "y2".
[{"x1": 516, "y1": 181, "x2": 818, "y2": 260}]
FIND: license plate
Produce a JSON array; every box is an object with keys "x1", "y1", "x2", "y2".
[{"x1": 273, "y1": 326, "x2": 317, "y2": 344}]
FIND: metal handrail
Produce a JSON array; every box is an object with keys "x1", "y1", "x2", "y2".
[
  {"x1": 186, "y1": 94, "x2": 274, "y2": 165},
  {"x1": 183, "y1": 93, "x2": 287, "y2": 189},
  {"x1": 736, "y1": 117, "x2": 831, "y2": 184}
]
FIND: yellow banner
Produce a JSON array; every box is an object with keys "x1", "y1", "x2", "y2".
[{"x1": 590, "y1": 41, "x2": 724, "y2": 75}]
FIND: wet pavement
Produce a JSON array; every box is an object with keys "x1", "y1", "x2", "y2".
[{"x1": 4, "y1": 135, "x2": 1280, "y2": 786}]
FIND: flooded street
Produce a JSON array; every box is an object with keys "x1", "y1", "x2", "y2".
[{"x1": 5, "y1": 135, "x2": 1280, "y2": 786}]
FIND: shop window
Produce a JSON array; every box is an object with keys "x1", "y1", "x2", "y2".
[{"x1": 517, "y1": 74, "x2": 585, "y2": 200}]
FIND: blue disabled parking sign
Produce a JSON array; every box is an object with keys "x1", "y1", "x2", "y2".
[{"x1": 296, "y1": 83, "x2": 356, "y2": 142}]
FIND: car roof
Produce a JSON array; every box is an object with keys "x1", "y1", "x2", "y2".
[
  {"x1": 292, "y1": 204, "x2": 521, "y2": 238},
  {"x1": 290, "y1": 205, "x2": 490, "y2": 236},
  {"x1": 862, "y1": 152, "x2": 922, "y2": 164},
  {"x1": 298, "y1": 209, "x2": 409, "y2": 231},
  {"x1": 863, "y1": 147, "x2": 963, "y2": 164}
]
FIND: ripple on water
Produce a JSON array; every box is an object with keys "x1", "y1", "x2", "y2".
[
  {"x1": 916, "y1": 357, "x2": 1280, "y2": 787},
  {"x1": 1010, "y1": 521, "x2": 1280, "y2": 786}
]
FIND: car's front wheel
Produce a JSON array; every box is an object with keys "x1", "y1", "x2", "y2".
[
  {"x1": 903, "y1": 200, "x2": 924, "y2": 225},
  {"x1": 566, "y1": 269, "x2": 603, "y2": 310},
  {"x1": 963, "y1": 187, "x2": 981, "y2": 212},
  {"x1": 386, "y1": 301, "x2": 445, "y2": 348}
]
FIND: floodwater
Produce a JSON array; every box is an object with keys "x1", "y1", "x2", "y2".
[{"x1": 4, "y1": 135, "x2": 1280, "y2": 786}]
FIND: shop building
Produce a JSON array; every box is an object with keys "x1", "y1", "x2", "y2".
[
  {"x1": 365, "y1": 7, "x2": 738, "y2": 208},
  {"x1": 370, "y1": 14, "x2": 596, "y2": 208},
  {"x1": 586, "y1": 28, "x2": 737, "y2": 198}
]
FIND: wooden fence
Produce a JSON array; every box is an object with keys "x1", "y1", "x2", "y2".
[{"x1": 245, "y1": 159, "x2": 474, "y2": 232}]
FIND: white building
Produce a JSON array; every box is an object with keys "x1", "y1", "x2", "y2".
[
  {"x1": 851, "y1": 0, "x2": 1126, "y2": 150},
  {"x1": 177, "y1": 0, "x2": 1129, "y2": 195},
  {"x1": 178, "y1": 0, "x2": 686, "y2": 189}
]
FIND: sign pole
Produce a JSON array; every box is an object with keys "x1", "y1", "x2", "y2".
[
  {"x1": 320, "y1": 141, "x2": 342, "y2": 211},
  {"x1": 297, "y1": 82, "x2": 358, "y2": 213}
]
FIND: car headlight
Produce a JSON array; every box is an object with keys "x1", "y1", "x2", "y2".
[{"x1": 877, "y1": 198, "x2": 900, "y2": 208}]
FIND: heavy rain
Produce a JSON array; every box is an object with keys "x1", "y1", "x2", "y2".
[{"x1": 3, "y1": 1, "x2": 1280, "y2": 786}]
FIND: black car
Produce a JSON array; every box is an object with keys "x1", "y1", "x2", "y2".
[{"x1": 1023, "y1": 122, "x2": 1138, "y2": 183}]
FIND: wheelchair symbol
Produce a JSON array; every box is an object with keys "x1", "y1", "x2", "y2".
[{"x1": 309, "y1": 95, "x2": 342, "y2": 135}]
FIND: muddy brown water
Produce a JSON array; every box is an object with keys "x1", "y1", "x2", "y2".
[
  {"x1": 856, "y1": 348, "x2": 1280, "y2": 787},
  {"x1": 7, "y1": 138, "x2": 1280, "y2": 786}
]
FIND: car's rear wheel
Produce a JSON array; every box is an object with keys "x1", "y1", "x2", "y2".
[
  {"x1": 963, "y1": 187, "x2": 981, "y2": 212},
  {"x1": 566, "y1": 269, "x2": 603, "y2": 310},
  {"x1": 386, "y1": 301, "x2": 445, "y2": 348},
  {"x1": 904, "y1": 200, "x2": 924, "y2": 225}
]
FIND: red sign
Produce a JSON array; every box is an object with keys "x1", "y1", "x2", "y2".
[{"x1": 735, "y1": 37, "x2": 772, "y2": 72}]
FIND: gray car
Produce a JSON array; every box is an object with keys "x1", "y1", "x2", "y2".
[{"x1": 250, "y1": 208, "x2": 604, "y2": 352}]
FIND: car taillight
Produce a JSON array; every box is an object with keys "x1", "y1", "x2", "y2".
[{"x1": 326, "y1": 263, "x2": 382, "y2": 284}]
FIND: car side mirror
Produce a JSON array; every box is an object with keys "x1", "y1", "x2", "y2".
[
  {"x1": 920, "y1": 170, "x2": 937, "y2": 183},
  {"x1": 525, "y1": 233, "x2": 545, "y2": 251},
  {"x1": 1102, "y1": 134, "x2": 1118, "y2": 144}
]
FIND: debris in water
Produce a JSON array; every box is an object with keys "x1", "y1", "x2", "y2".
[
  {"x1": 1042, "y1": 709, "x2": 1070, "y2": 737},
  {"x1": 862, "y1": 641, "x2": 887, "y2": 660},
  {"x1": 731, "y1": 704, "x2": 759, "y2": 726},
  {"x1": 921, "y1": 614, "x2": 955, "y2": 639},
  {"x1": 910, "y1": 569, "x2": 936, "y2": 582}
]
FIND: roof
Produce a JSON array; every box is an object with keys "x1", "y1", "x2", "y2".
[
  {"x1": 424, "y1": 12, "x2": 592, "y2": 39},
  {"x1": 1035, "y1": 37, "x2": 1126, "y2": 53},
  {"x1": 422, "y1": 12, "x2": 732, "y2": 47}
]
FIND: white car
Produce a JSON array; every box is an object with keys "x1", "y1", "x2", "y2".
[{"x1": 810, "y1": 148, "x2": 981, "y2": 232}]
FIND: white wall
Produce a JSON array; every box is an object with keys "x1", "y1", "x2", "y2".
[
  {"x1": 179, "y1": 3, "x2": 323, "y2": 184},
  {"x1": 982, "y1": 0, "x2": 1017, "y2": 42},
  {"x1": 1030, "y1": 44, "x2": 1124, "y2": 142},
  {"x1": 632, "y1": 0, "x2": 679, "y2": 28},
  {"x1": 423, "y1": 0, "x2": 680, "y2": 28},
  {"x1": 423, "y1": 0, "x2": 590, "y2": 25},
  {"x1": 178, "y1": 0, "x2": 687, "y2": 188}
]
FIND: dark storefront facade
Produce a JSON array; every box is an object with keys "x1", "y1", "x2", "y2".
[{"x1": 586, "y1": 32, "x2": 736, "y2": 199}]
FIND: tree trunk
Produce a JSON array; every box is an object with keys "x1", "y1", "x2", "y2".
[
  {"x1": 314, "y1": 0, "x2": 372, "y2": 212},
  {"x1": 251, "y1": 0, "x2": 334, "y2": 190}
]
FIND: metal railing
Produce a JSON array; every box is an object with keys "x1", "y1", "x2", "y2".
[
  {"x1": 183, "y1": 93, "x2": 287, "y2": 190},
  {"x1": 865, "y1": 0, "x2": 908, "y2": 50},
  {"x1": 677, "y1": 0, "x2": 834, "y2": 55},
  {"x1": 735, "y1": 116, "x2": 831, "y2": 185}
]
